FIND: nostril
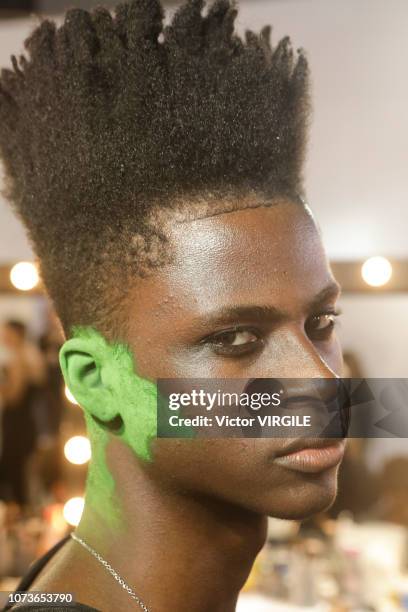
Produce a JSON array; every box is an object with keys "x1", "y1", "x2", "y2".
[{"x1": 243, "y1": 377, "x2": 285, "y2": 399}]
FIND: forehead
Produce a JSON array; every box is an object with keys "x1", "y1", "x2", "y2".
[{"x1": 129, "y1": 201, "x2": 334, "y2": 319}]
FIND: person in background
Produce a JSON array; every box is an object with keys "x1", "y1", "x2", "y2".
[
  {"x1": 36, "y1": 328, "x2": 64, "y2": 494},
  {"x1": 0, "y1": 320, "x2": 45, "y2": 506}
]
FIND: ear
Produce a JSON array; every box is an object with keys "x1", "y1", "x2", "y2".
[{"x1": 59, "y1": 337, "x2": 119, "y2": 423}]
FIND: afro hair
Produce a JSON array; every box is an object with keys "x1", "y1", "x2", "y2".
[{"x1": 0, "y1": 0, "x2": 310, "y2": 337}]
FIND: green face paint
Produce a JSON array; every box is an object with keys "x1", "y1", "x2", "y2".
[{"x1": 59, "y1": 326, "x2": 158, "y2": 532}]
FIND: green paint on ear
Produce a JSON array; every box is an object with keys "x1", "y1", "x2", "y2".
[
  {"x1": 59, "y1": 327, "x2": 158, "y2": 531},
  {"x1": 60, "y1": 326, "x2": 157, "y2": 461}
]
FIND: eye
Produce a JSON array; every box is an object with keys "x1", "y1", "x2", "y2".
[
  {"x1": 305, "y1": 311, "x2": 340, "y2": 340},
  {"x1": 203, "y1": 327, "x2": 262, "y2": 356}
]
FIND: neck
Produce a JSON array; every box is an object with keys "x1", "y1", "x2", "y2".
[{"x1": 77, "y1": 437, "x2": 267, "y2": 612}]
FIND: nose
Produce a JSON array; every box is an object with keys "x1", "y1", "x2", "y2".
[
  {"x1": 246, "y1": 325, "x2": 348, "y2": 436},
  {"x1": 261, "y1": 324, "x2": 338, "y2": 379},
  {"x1": 258, "y1": 324, "x2": 339, "y2": 405}
]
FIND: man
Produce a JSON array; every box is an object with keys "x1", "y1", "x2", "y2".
[{"x1": 0, "y1": 1, "x2": 344, "y2": 610}]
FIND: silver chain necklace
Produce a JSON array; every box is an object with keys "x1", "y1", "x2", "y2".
[{"x1": 70, "y1": 532, "x2": 150, "y2": 612}]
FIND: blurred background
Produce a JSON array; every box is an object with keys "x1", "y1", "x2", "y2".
[{"x1": 0, "y1": 0, "x2": 407, "y2": 610}]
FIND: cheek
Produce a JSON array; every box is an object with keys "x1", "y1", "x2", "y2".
[
  {"x1": 147, "y1": 440, "x2": 274, "y2": 512},
  {"x1": 146, "y1": 439, "x2": 339, "y2": 518},
  {"x1": 115, "y1": 367, "x2": 158, "y2": 462}
]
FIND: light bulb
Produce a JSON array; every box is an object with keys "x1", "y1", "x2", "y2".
[
  {"x1": 361, "y1": 256, "x2": 392, "y2": 287},
  {"x1": 63, "y1": 497, "x2": 84, "y2": 527},
  {"x1": 10, "y1": 261, "x2": 39, "y2": 291},
  {"x1": 64, "y1": 436, "x2": 91, "y2": 465}
]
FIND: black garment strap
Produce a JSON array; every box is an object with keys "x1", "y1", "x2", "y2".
[{"x1": 3, "y1": 535, "x2": 101, "y2": 611}]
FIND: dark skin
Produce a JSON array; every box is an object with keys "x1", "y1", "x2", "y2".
[{"x1": 25, "y1": 199, "x2": 343, "y2": 612}]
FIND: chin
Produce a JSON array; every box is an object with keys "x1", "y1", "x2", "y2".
[{"x1": 264, "y1": 468, "x2": 339, "y2": 521}]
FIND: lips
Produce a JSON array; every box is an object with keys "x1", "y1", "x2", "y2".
[{"x1": 273, "y1": 438, "x2": 346, "y2": 474}]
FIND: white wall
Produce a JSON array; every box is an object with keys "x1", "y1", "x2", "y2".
[
  {"x1": 237, "y1": 0, "x2": 408, "y2": 260},
  {"x1": 0, "y1": 0, "x2": 407, "y2": 263},
  {"x1": 338, "y1": 293, "x2": 408, "y2": 377}
]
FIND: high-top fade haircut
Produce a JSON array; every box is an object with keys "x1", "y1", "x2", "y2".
[{"x1": 0, "y1": 0, "x2": 310, "y2": 339}]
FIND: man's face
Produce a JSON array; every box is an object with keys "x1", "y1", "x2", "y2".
[{"x1": 121, "y1": 200, "x2": 344, "y2": 519}]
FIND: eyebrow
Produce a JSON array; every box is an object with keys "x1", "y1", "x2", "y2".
[
  {"x1": 306, "y1": 281, "x2": 341, "y2": 313},
  {"x1": 195, "y1": 281, "x2": 341, "y2": 330}
]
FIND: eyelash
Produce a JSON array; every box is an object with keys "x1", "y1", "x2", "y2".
[
  {"x1": 201, "y1": 326, "x2": 263, "y2": 357},
  {"x1": 201, "y1": 310, "x2": 341, "y2": 357},
  {"x1": 305, "y1": 309, "x2": 341, "y2": 341}
]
